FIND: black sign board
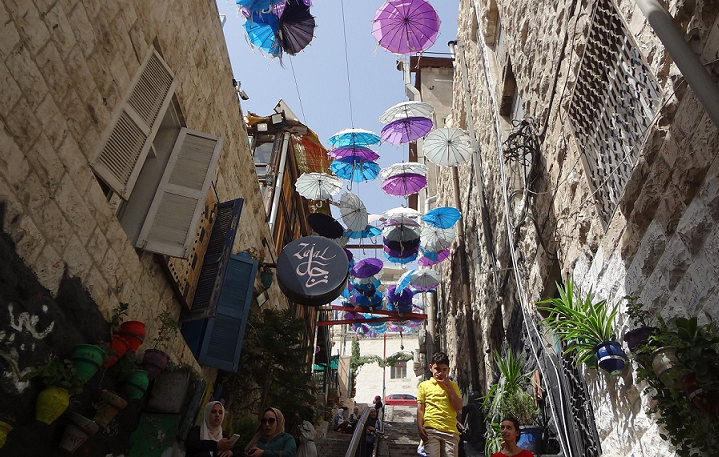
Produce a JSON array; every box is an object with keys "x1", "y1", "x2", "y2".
[{"x1": 276, "y1": 236, "x2": 349, "y2": 306}]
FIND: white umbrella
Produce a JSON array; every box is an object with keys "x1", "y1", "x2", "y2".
[
  {"x1": 423, "y1": 128, "x2": 473, "y2": 167},
  {"x1": 383, "y1": 216, "x2": 420, "y2": 227},
  {"x1": 409, "y1": 268, "x2": 441, "y2": 291},
  {"x1": 339, "y1": 192, "x2": 368, "y2": 232},
  {"x1": 420, "y1": 226, "x2": 456, "y2": 251},
  {"x1": 379, "y1": 101, "x2": 435, "y2": 124},
  {"x1": 383, "y1": 206, "x2": 421, "y2": 219},
  {"x1": 368, "y1": 213, "x2": 384, "y2": 224},
  {"x1": 379, "y1": 162, "x2": 428, "y2": 180},
  {"x1": 295, "y1": 173, "x2": 343, "y2": 200},
  {"x1": 382, "y1": 224, "x2": 421, "y2": 242}
]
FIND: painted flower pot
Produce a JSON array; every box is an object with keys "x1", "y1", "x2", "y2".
[
  {"x1": 651, "y1": 347, "x2": 684, "y2": 389},
  {"x1": 118, "y1": 321, "x2": 146, "y2": 352},
  {"x1": 141, "y1": 349, "x2": 170, "y2": 380},
  {"x1": 0, "y1": 420, "x2": 12, "y2": 448},
  {"x1": 93, "y1": 390, "x2": 128, "y2": 428},
  {"x1": 594, "y1": 341, "x2": 627, "y2": 376},
  {"x1": 623, "y1": 326, "x2": 658, "y2": 351},
  {"x1": 71, "y1": 344, "x2": 105, "y2": 383},
  {"x1": 103, "y1": 334, "x2": 130, "y2": 368},
  {"x1": 36, "y1": 385, "x2": 70, "y2": 425},
  {"x1": 681, "y1": 371, "x2": 719, "y2": 415},
  {"x1": 120, "y1": 370, "x2": 149, "y2": 401},
  {"x1": 517, "y1": 426, "x2": 543, "y2": 455},
  {"x1": 59, "y1": 412, "x2": 99, "y2": 453}
]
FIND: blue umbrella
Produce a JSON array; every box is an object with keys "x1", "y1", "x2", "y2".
[
  {"x1": 384, "y1": 251, "x2": 418, "y2": 264},
  {"x1": 396, "y1": 269, "x2": 414, "y2": 294},
  {"x1": 422, "y1": 206, "x2": 461, "y2": 229},
  {"x1": 330, "y1": 157, "x2": 381, "y2": 182},
  {"x1": 243, "y1": 11, "x2": 282, "y2": 56},
  {"x1": 386, "y1": 285, "x2": 414, "y2": 305},
  {"x1": 351, "y1": 278, "x2": 381, "y2": 291},
  {"x1": 345, "y1": 225, "x2": 382, "y2": 239},
  {"x1": 237, "y1": 0, "x2": 285, "y2": 12},
  {"x1": 328, "y1": 128, "x2": 381, "y2": 148}
]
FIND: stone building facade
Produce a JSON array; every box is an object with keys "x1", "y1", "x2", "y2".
[{"x1": 432, "y1": 0, "x2": 719, "y2": 455}]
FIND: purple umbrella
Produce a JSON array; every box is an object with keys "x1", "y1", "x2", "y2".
[
  {"x1": 418, "y1": 248, "x2": 451, "y2": 266},
  {"x1": 384, "y1": 245, "x2": 419, "y2": 259},
  {"x1": 352, "y1": 258, "x2": 384, "y2": 278},
  {"x1": 371, "y1": 0, "x2": 441, "y2": 55},
  {"x1": 386, "y1": 284, "x2": 414, "y2": 305},
  {"x1": 307, "y1": 213, "x2": 344, "y2": 239},
  {"x1": 381, "y1": 173, "x2": 427, "y2": 196},
  {"x1": 329, "y1": 145, "x2": 380, "y2": 161},
  {"x1": 380, "y1": 117, "x2": 434, "y2": 145}
]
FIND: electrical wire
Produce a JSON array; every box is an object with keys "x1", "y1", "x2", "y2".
[
  {"x1": 339, "y1": 0, "x2": 355, "y2": 127},
  {"x1": 288, "y1": 56, "x2": 308, "y2": 125}
]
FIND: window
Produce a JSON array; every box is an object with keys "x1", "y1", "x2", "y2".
[
  {"x1": 390, "y1": 361, "x2": 407, "y2": 379},
  {"x1": 252, "y1": 133, "x2": 277, "y2": 180},
  {"x1": 92, "y1": 48, "x2": 224, "y2": 258}
]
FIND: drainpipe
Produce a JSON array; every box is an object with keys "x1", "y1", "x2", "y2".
[
  {"x1": 634, "y1": 0, "x2": 719, "y2": 129},
  {"x1": 424, "y1": 195, "x2": 438, "y2": 357},
  {"x1": 268, "y1": 131, "x2": 291, "y2": 229}
]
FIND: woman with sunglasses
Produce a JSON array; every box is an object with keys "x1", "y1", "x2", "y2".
[
  {"x1": 186, "y1": 401, "x2": 235, "y2": 457},
  {"x1": 244, "y1": 407, "x2": 297, "y2": 457}
]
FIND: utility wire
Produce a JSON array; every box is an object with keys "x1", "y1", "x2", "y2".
[
  {"x1": 288, "y1": 56, "x2": 308, "y2": 125},
  {"x1": 340, "y1": 0, "x2": 355, "y2": 127}
]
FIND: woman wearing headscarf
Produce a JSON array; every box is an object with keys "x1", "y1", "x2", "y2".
[
  {"x1": 364, "y1": 407, "x2": 383, "y2": 457},
  {"x1": 186, "y1": 401, "x2": 235, "y2": 457},
  {"x1": 293, "y1": 411, "x2": 317, "y2": 457},
  {"x1": 244, "y1": 407, "x2": 296, "y2": 457}
]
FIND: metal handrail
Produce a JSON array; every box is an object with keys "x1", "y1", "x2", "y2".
[{"x1": 344, "y1": 408, "x2": 371, "y2": 457}]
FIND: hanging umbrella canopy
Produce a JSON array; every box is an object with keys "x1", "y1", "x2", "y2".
[
  {"x1": 423, "y1": 127, "x2": 473, "y2": 167},
  {"x1": 383, "y1": 237, "x2": 420, "y2": 252},
  {"x1": 380, "y1": 117, "x2": 434, "y2": 145},
  {"x1": 330, "y1": 157, "x2": 381, "y2": 182},
  {"x1": 351, "y1": 278, "x2": 381, "y2": 292},
  {"x1": 329, "y1": 145, "x2": 380, "y2": 161},
  {"x1": 307, "y1": 213, "x2": 345, "y2": 239},
  {"x1": 422, "y1": 206, "x2": 461, "y2": 229},
  {"x1": 379, "y1": 162, "x2": 428, "y2": 180},
  {"x1": 278, "y1": 0, "x2": 316, "y2": 55},
  {"x1": 385, "y1": 251, "x2": 418, "y2": 264},
  {"x1": 237, "y1": 0, "x2": 286, "y2": 13},
  {"x1": 386, "y1": 284, "x2": 414, "y2": 305},
  {"x1": 339, "y1": 192, "x2": 368, "y2": 232},
  {"x1": 295, "y1": 172, "x2": 343, "y2": 200},
  {"x1": 328, "y1": 128, "x2": 381, "y2": 148},
  {"x1": 409, "y1": 268, "x2": 441, "y2": 291},
  {"x1": 243, "y1": 11, "x2": 282, "y2": 56},
  {"x1": 384, "y1": 216, "x2": 420, "y2": 228},
  {"x1": 371, "y1": 0, "x2": 441, "y2": 55},
  {"x1": 384, "y1": 245, "x2": 419, "y2": 258},
  {"x1": 381, "y1": 173, "x2": 427, "y2": 196},
  {"x1": 332, "y1": 235, "x2": 349, "y2": 248},
  {"x1": 379, "y1": 101, "x2": 436, "y2": 124},
  {"x1": 382, "y1": 224, "x2": 421, "y2": 242},
  {"x1": 417, "y1": 248, "x2": 451, "y2": 266},
  {"x1": 344, "y1": 225, "x2": 382, "y2": 239},
  {"x1": 352, "y1": 257, "x2": 384, "y2": 278},
  {"x1": 420, "y1": 225, "x2": 456, "y2": 251},
  {"x1": 351, "y1": 291, "x2": 384, "y2": 308},
  {"x1": 383, "y1": 206, "x2": 421, "y2": 219}
]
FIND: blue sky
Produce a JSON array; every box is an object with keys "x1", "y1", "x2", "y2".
[{"x1": 216, "y1": 0, "x2": 459, "y2": 220}]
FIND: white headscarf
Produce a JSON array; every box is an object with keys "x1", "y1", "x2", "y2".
[{"x1": 200, "y1": 401, "x2": 225, "y2": 441}]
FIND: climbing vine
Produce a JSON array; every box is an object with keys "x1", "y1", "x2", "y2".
[{"x1": 350, "y1": 338, "x2": 413, "y2": 374}]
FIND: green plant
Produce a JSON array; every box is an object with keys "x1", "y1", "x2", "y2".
[
  {"x1": 481, "y1": 347, "x2": 540, "y2": 427},
  {"x1": 107, "y1": 352, "x2": 141, "y2": 381},
  {"x1": 624, "y1": 295, "x2": 651, "y2": 328},
  {"x1": 484, "y1": 422, "x2": 502, "y2": 456},
  {"x1": 110, "y1": 302, "x2": 130, "y2": 328},
  {"x1": 151, "y1": 311, "x2": 180, "y2": 351},
  {"x1": 24, "y1": 357, "x2": 84, "y2": 396}
]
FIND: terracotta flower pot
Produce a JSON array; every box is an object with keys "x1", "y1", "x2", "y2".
[
  {"x1": 103, "y1": 335, "x2": 130, "y2": 368},
  {"x1": 141, "y1": 349, "x2": 170, "y2": 381},
  {"x1": 59, "y1": 412, "x2": 99, "y2": 453},
  {"x1": 118, "y1": 321, "x2": 146, "y2": 352},
  {"x1": 35, "y1": 385, "x2": 70, "y2": 425},
  {"x1": 71, "y1": 344, "x2": 105, "y2": 383},
  {"x1": 0, "y1": 420, "x2": 12, "y2": 448},
  {"x1": 93, "y1": 390, "x2": 128, "y2": 428}
]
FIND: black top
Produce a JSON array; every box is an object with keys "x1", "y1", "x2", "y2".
[
  {"x1": 374, "y1": 400, "x2": 383, "y2": 410},
  {"x1": 185, "y1": 425, "x2": 221, "y2": 457}
]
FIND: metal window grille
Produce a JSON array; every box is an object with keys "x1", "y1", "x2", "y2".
[{"x1": 568, "y1": 0, "x2": 661, "y2": 226}]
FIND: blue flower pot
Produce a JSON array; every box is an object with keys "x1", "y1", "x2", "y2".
[{"x1": 595, "y1": 341, "x2": 627, "y2": 375}]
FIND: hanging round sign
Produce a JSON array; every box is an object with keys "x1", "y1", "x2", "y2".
[{"x1": 276, "y1": 236, "x2": 350, "y2": 306}]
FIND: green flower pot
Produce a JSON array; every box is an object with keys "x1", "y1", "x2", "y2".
[
  {"x1": 71, "y1": 344, "x2": 105, "y2": 383},
  {"x1": 120, "y1": 370, "x2": 149, "y2": 401}
]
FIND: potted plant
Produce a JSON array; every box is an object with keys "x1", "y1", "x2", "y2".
[
  {"x1": 70, "y1": 344, "x2": 106, "y2": 383},
  {"x1": 58, "y1": 412, "x2": 100, "y2": 453},
  {"x1": 102, "y1": 334, "x2": 130, "y2": 368},
  {"x1": 141, "y1": 310, "x2": 179, "y2": 380},
  {"x1": 110, "y1": 353, "x2": 150, "y2": 402},
  {"x1": 93, "y1": 389, "x2": 128, "y2": 428},
  {"x1": 112, "y1": 302, "x2": 146, "y2": 353},
  {"x1": 24, "y1": 357, "x2": 84, "y2": 424},
  {"x1": 622, "y1": 295, "x2": 658, "y2": 351}
]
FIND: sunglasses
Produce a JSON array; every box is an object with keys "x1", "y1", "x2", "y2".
[{"x1": 261, "y1": 417, "x2": 277, "y2": 425}]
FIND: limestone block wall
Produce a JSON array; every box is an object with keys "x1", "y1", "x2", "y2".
[
  {"x1": 0, "y1": 0, "x2": 276, "y2": 369},
  {"x1": 441, "y1": 0, "x2": 719, "y2": 454}
]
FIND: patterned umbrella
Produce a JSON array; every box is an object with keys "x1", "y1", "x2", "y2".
[
  {"x1": 307, "y1": 213, "x2": 344, "y2": 239},
  {"x1": 420, "y1": 225, "x2": 455, "y2": 251},
  {"x1": 352, "y1": 258, "x2": 384, "y2": 278},
  {"x1": 422, "y1": 206, "x2": 461, "y2": 229},
  {"x1": 371, "y1": 0, "x2": 441, "y2": 55},
  {"x1": 379, "y1": 162, "x2": 428, "y2": 180},
  {"x1": 383, "y1": 206, "x2": 421, "y2": 219},
  {"x1": 380, "y1": 117, "x2": 434, "y2": 145},
  {"x1": 381, "y1": 173, "x2": 427, "y2": 196},
  {"x1": 295, "y1": 172, "x2": 343, "y2": 200},
  {"x1": 278, "y1": 0, "x2": 315, "y2": 55},
  {"x1": 379, "y1": 101, "x2": 435, "y2": 124},
  {"x1": 328, "y1": 128, "x2": 381, "y2": 148},
  {"x1": 339, "y1": 192, "x2": 368, "y2": 232},
  {"x1": 344, "y1": 225, "x2": 382, "y2": 239},
  {"x1": 423, "y1": 127, "x2": 474, "y2": 167},
  {"x1": 329, "y1": 145, "x2": 380, "y2": 161},
  {"x1": 330, "y1": 157, "x2": 381, "y2": 182}
]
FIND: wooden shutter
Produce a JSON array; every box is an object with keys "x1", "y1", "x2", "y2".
[
  {"x1": 92, "y1": 49, "x2": 176, "y2": 198},
  {"x1": 197, "y1": 255, "x2": 257, "y2": 372},
  {"x1": 136, "y1": 128, "x2": 224, "y2": 258},
  {"x1": 184, "y1": 198, "x2": 244, "y2": 322}
]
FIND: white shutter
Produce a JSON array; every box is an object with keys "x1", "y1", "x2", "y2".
[
  {"x1": 136, "y1": 128, "x2": 224, "y2": 258},
  {"x1": 92, "y1": 49, "x2": 176, "y2": 199}
]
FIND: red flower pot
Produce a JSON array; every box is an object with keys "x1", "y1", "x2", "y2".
[
  {"x1": 103, "y1": 334, "x2": 130, "y2": 368},
  {"x1": 118, "y1": 321, "x2": 146, "y2": 352}
]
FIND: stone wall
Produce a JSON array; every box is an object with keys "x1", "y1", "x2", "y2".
[
  {"x1": 441, "y1": 0, "x2": 719, "y2": 455},
  {"x1": 0, "y1": 0, "x2": 278, "y2": 371}
]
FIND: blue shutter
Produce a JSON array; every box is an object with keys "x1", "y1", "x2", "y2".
[{"x1": 196, "y1": 254, "x2": 257, "y2": 372}]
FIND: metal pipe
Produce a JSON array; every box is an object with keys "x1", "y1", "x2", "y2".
[
  {"x1": 634, "y1": 0, "x2": 719, "y2": 129},
  {"x1": 268, "y1": 131, "x2": 291, "y2": 228}
]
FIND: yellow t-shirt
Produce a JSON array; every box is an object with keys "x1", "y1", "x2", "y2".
[{"x1": 417, "y1": 378, "x2": 461, "y2": 435}]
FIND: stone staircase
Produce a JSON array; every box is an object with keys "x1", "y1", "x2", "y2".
[
  {"x1": 315, "y1": 427, "x2": 354, "y2": 456},
  {"x1": 376, "y1": 405, "x2": 421, "y2": 457}
]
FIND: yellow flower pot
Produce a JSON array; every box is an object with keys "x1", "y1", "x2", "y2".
[
  {"x1": 0, "y1": 420, "x2": 12, "y2": 448},
  {"x1": 36, "y1": 385, "x2": 70, "y2": 425}
]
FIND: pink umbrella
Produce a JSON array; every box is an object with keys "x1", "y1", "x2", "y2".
[
  {"x1": 380, "y1": 117, "x2": 434, "y2": 145},
  {"x1": 371, "y1": 0, "x2": 441, "y2": 55},
  {"x1": 381, "y1": 173, "x2": 427, "y2": 196}
]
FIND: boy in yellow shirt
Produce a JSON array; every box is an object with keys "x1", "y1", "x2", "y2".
[{"x1": 417, "y1": 352, "x2": 463, "y2": 457}]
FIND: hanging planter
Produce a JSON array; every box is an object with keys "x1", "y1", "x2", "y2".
[
  {"x1": 118, "y1": 321, "x2": 146, "y2": 352},
  {"x1": 0, "y1": 420, "x2": 12, "y2": 448},
  {"x1": 624, "y1": 326, "x2": 658, "y2": 351},
  {"x1": 120, "y1": 370, "x2": 149, "y2": 401},
  {"x1": 103, "y1": 335, "x2": 130, "y2": 368},
  {"x1": 59, "y1": 412, "x2": 99, "y2": 454},
  {"x1": 71, "y1": 344, "x2": 105, "y2": 382},
  {"x1": 594, "y1": 341, "x2": 627, "y2": 375},
  {"x1": 651, "y1": 346, "x2": 684, "y2": 389},
  {"x1": 36, "y1": 385, "x2": 71, "y2": 425},
  {"x1": 141, "y1": 349, "x2": 170, "y2": 381},
  {"x1": 93, "y1": 390, "x2": 128, "y2": 428},
  {"x1": 681, "y1": 371, "x2": 719, "y2": 415}
]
